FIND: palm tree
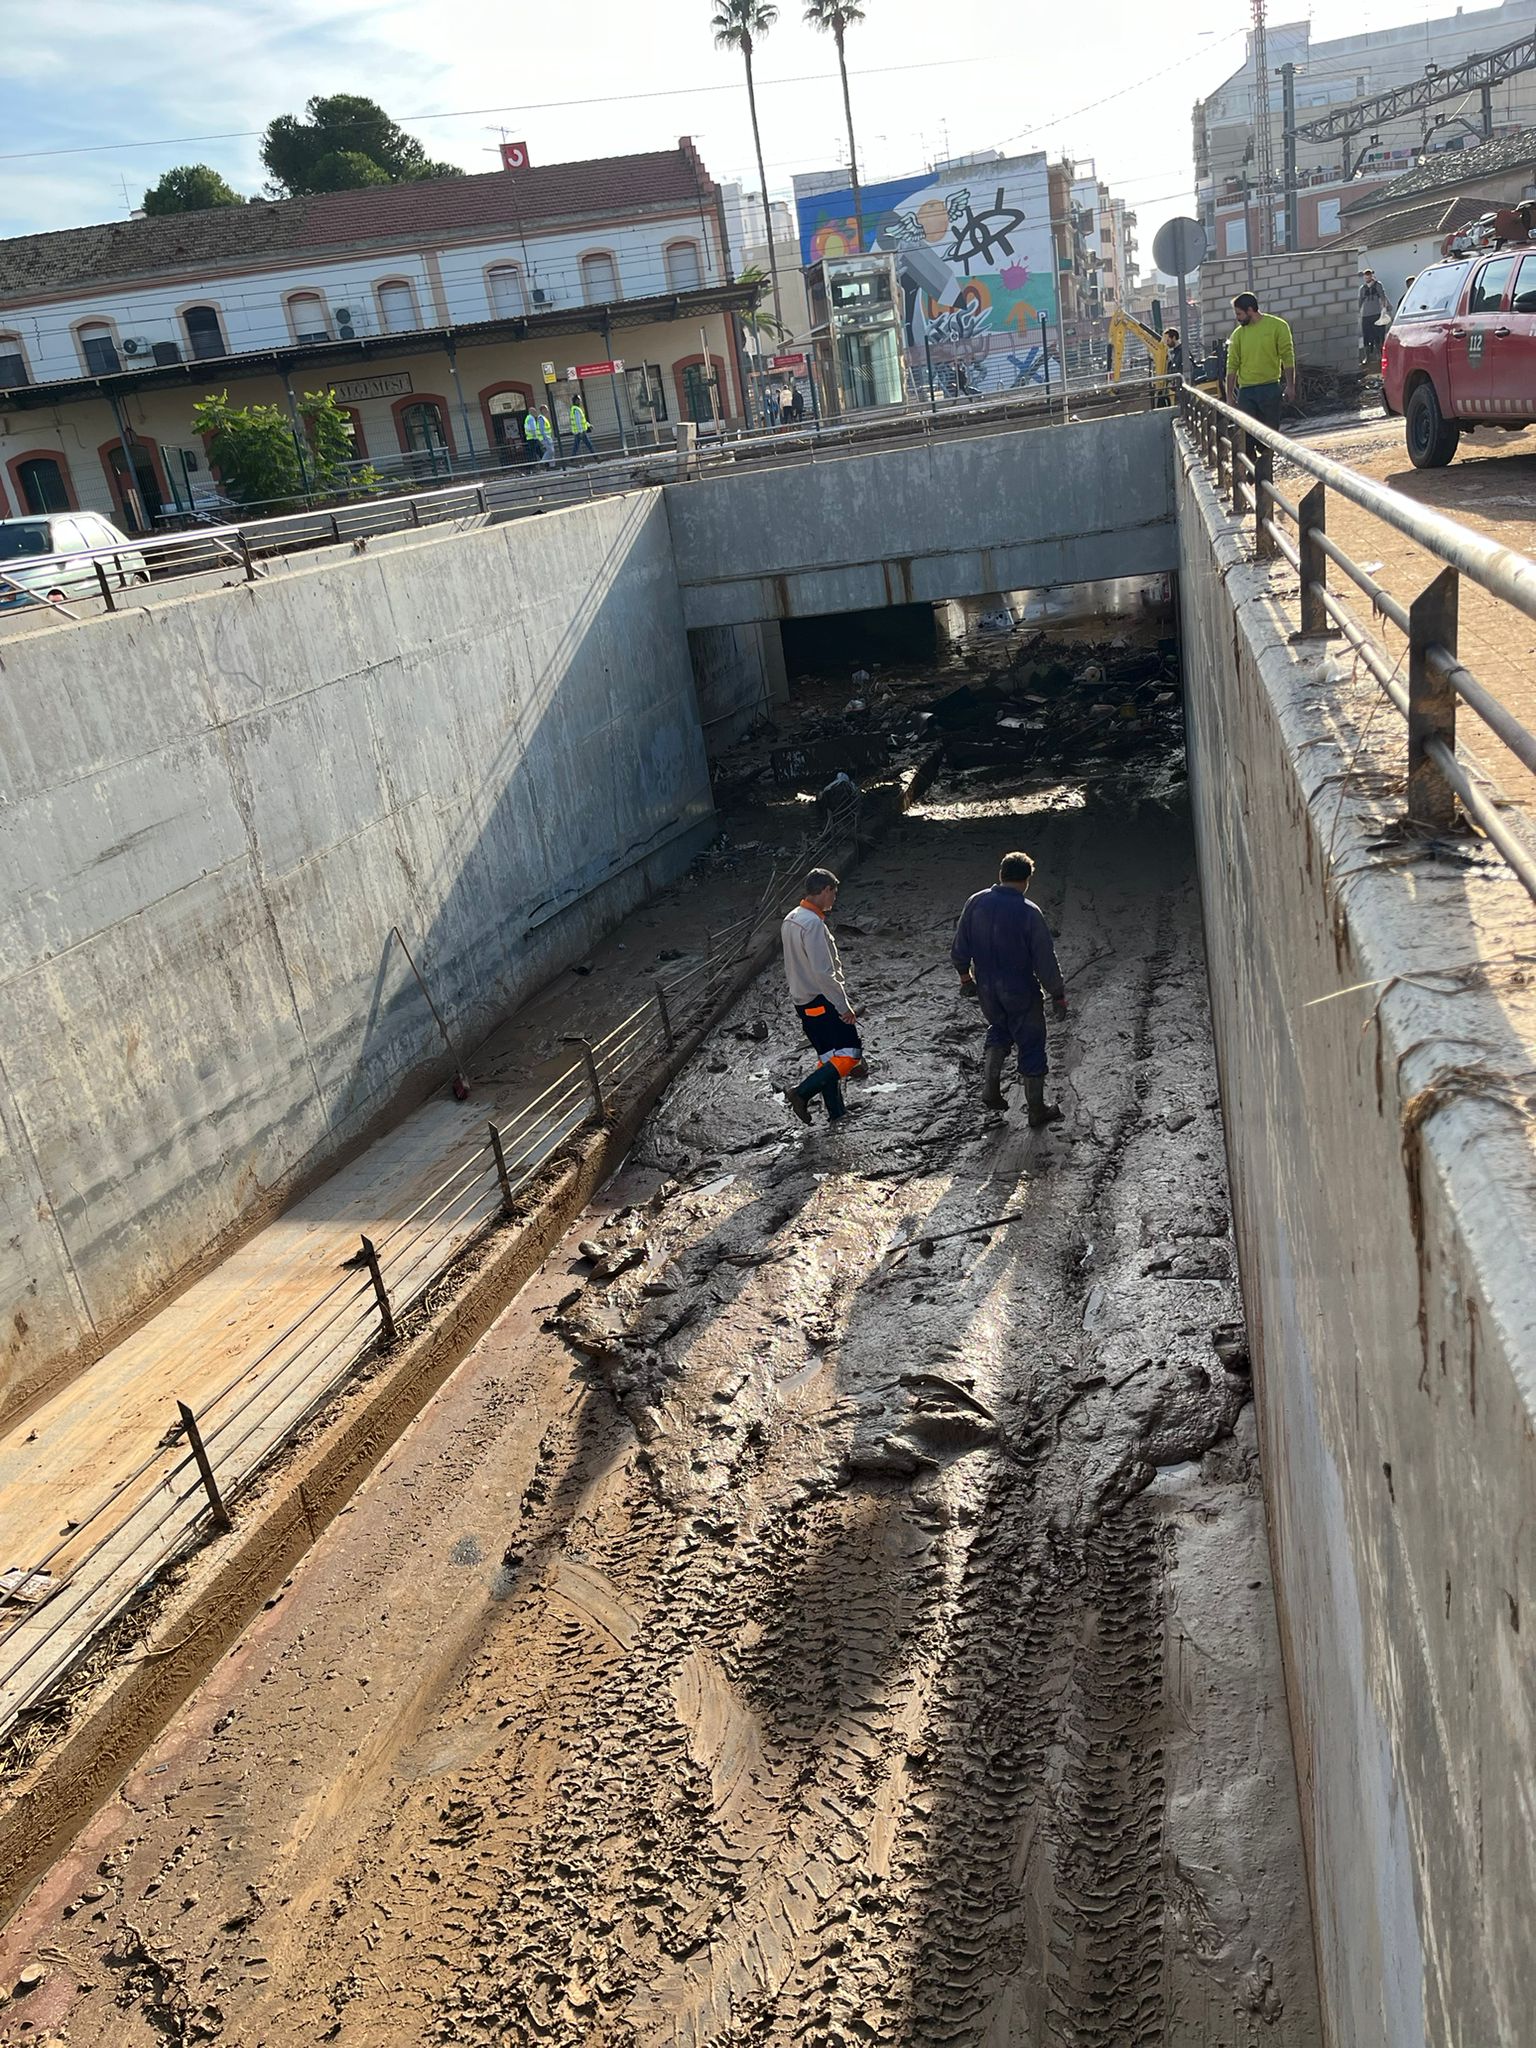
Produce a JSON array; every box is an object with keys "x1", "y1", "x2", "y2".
[
  {"x1": 804, "y1": 0, "x2": 866, "y2": 253},
  {"x1": 712, "y1": 0, "x2": 785, "y2": 335}
]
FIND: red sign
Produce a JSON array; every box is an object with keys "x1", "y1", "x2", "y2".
[
  {"x1": 572, "y1": 360, "x2": 618, "y2": 378},
  {"x1": 500, "y1": 140, "x2": 530, "y2": 171},
  {"x1": 770, "y1": 352, "x2": 807, "y2": 369}
]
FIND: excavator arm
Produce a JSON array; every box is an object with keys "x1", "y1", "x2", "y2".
[{"x1": 1107, "y1": 308, "x2": 1169, "y2": 382}]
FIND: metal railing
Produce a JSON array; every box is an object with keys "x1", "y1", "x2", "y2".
[
  {"x1": 1, "y1": 378, "x2": 1164, "y2": 630},
  {"x1": 1179, "y1": 384, "x2": 1536, "y2": 903},
  {"x1": 0, "y1": 817, "x2": 848, "y2": 1749}
]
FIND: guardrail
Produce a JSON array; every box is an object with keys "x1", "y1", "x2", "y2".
[
  {"x1": 0, "y1": 814, "x2": 849, "y2": 1756},
  {"x1": 2, "y1": 378, "x2": 1163, "y2": 629},
  {"x1": 1179, "y1": 384, "x2": 1536, "y2": 904}
]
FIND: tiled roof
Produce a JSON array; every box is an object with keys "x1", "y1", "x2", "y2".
[
  {"x1": 1361, "y1": 194, "x2": 1486, "y2": 247},
  {"x1": 0, "y1": 142, "x2": 718, "y2": 299},
  {"x1": 1343, "y1": 129, "x2": 1536, "y2": 217}
]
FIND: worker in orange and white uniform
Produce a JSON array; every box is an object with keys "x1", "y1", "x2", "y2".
[{"x1": 781, "y1": 866, "x2": 865, "y2": 1125}]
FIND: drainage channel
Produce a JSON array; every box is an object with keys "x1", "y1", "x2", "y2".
[{"x1": 0, "y1": 627, "x2": 1320, "y2": 2044}]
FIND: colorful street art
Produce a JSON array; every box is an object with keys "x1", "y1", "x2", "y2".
[{"x1": 796, "y1": 156, "x2": 1060, "y2": 395}]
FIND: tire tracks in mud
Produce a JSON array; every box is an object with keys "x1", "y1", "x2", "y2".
[
  {"x1": 15, "y1": 791, "x2": 1316, "y2": 2047},
  {"x1": 409, "y1": 810, "x2": 1250, "y2": 2048}
]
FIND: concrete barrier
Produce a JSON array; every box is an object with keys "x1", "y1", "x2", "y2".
[
  {"x1": 0, "y1": 492, "x2": 714, "y2": 1418},
  {"x1": 665, "y1": 409, "x2": 1178, "y2": 627},
  {"x1": 1178, "y1": 445, "x2": 1536, "y2": 2044}
]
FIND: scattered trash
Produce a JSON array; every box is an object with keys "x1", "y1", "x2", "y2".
[{"x1": 0, "y1": 1566, "x2": 53, "y2": 1607}]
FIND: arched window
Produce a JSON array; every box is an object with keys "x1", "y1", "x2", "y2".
[
  {"x1": 378, "y1": 280, "x2": 420, "y2": 334},
  {"x1": 665, "y1": 240, "x2": 702, "y2": 292},
  {"x1": 580, "y1": 252, "x2": 619, "y2": 305},
  {"x1": 397, "y1": 400, "x2": 449, "y2": 454},
  {"x1": 16, "y1": 456, "x2": 71, "y2": 514},
  {"x1": 183, "y1": 304, "x2": 226, "y2": 360},
  {"x1": 287, "y1": 291, "x2": 330, "y2": 343},
  {"x1": 486, "y1": 263, "x2": 525, "y2": 318},
  {"x1": 77, "y1": 321, "x2": 120, "y2": 374},
  {"x1": 0, "y1": 333, "x2": 29, "y2": 387}
]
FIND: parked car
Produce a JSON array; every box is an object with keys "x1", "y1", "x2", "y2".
[
  {"x1": 1382, "y1": 238, "x2": 1536, "y2": 467},
  {"x1": 0, "y1": 512, "x2": 149, "y2": 609}
]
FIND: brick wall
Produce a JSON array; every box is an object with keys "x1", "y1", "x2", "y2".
[{"x1": 1200, "y1": 246, "x2": 1363, "y2": 372}]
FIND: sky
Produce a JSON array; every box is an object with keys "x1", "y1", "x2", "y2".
[{"x1": 0, "y1": 0, "x2": 1460, "y2": 252}]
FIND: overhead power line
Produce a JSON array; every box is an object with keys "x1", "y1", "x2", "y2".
[{"x1": 0, "y1": 57, "x2": 988, "y2": 167}]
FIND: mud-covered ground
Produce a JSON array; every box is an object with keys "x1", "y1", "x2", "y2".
[{"x1": 0, "y1": 762, "x2": 1320, "y2": 2046}]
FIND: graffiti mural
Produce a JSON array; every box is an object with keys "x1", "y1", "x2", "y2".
[{"x1": 796, "y1": 155, "x2": 1059, "y2": 396}]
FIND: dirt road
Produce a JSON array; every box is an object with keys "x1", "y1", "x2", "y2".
[
  {"x1": 1293, "y1": 413, "x2": 1536, "y2": 817},
  {"x1": 0, "y1": 764, "x2": 1319, "y2": 2045}
]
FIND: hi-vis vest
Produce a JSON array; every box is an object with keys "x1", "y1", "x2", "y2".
[
  {"x1": 522, "y1": 411, "x2": 540, "y2": 442},
  {"x1": 569, "y1": 403, "x2": 589, "y2": 434}
]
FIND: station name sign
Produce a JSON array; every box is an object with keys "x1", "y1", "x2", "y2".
[{"x1": 329, "y1": 372, "x2": 413, "y2": 403}]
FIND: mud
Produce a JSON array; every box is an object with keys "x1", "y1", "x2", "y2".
[{"x1": 0, "y1": 746, "x2": 1320, "y2": 2045}]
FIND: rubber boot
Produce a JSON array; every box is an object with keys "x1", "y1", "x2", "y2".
[
  {"x1": 785, "y1": 1086, "x2": 812, "y2": 1126},
  {"x1": 1024, "y1": 1075, "x2": 1063, "y2": 1128},
  {"x1": 981, "y1": 1045, "x2": 1009, "y2": 1111}
]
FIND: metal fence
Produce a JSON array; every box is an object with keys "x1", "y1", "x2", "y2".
[
  {"x1": 0, "y1": 820, "x2": 846, "y2": 1748},
  {"x1": 1179, "y1": 385, "x2": 1536, "y2": 904},
  {"x1": 1, "y1": 377, "x2": 1161, "y2": 629}
]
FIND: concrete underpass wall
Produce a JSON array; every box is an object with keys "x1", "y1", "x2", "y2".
[
  {"x1": 666, "y1": 409, "x2": 1177, "y2": 627},
  {"x1": 1178, "y1": 450, "x2": 1536, "y2": 2044},
  {"x1": 0, "y1": 493, "x2": 713, "y2": 1416},
  {"x1": 686, "y1": 621, "x2": 788, "y2": 750}
]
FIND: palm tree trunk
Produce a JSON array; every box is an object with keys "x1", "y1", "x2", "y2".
[
  {"x1": 835, "y1": 21, "x2": 863, "y2": 252},
  {"x1": 743, "y1": 42, "x2": 785, "y2": 335}
]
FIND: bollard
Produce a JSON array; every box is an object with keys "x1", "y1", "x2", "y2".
[{"x1": 654, "y1": 979, "x2": 676, "y2": 1051}]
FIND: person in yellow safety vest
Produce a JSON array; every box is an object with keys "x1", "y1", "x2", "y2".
[
  {"x1": 569, "y1": 399, "x2": 596, "y2": 457},
  {"x1": 521, "y1": 408, "x2": 541, "y2": 463}
]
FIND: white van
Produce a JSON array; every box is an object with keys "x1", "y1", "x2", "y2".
[{"x1": 0, "y1": 513, "x2": 148, "y2": 610}]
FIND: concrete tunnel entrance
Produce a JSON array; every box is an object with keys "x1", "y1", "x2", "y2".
[{"x1": 2, "y1": 570, "x2": 1320, "y2": 2042}]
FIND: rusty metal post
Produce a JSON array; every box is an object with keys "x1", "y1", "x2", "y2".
[
  {"x1": 562, "y1": 1037, "x2": 607, "y2": 1119},
  {"x1": 487, "y1": 1122, "x2": 514, "y2": 1210},
  {"x1": 1230, "y1": 421, "x2": 1249, "y2": 515},
  {"x1": 408, "y1": 498, "x2": 421, "y2": 527},
  {"x1": 477, "y1": 484, "x2": 488, "y2": 514},
  {"x1": 357, "y1": 1234, "x2": 397, "y2": 1344},
  {"x1": 178, "y1": 1402, "x2": 231, "y2": 1530},
  {"x1": 329, "y1": 512, "x2": 342, "y2": 543},
  {"x1": 1254, "y1": 444, "x2": 1277, "y2": 559},
  {"x1": 238, "y1": 532, "x2": 258, "y2": 582},
  {"x1": 1407, "y1": 567, "x2": 1459, "y2": 833},
  {"x1": 654, "y1": 979, "x2": 676, "y2": 1050},
  {"x1": 1296, "y1": 483, "x2": 1329, "y2": 636},
  {"x1": 94, "y1": 560, "x2": 117, "y2": 611}
]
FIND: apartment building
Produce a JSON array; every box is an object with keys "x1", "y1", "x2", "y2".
[
  {"x1": 0, "y1": 140, "x2": 755, "y2": 528},
  {"x1": 1193, "y1": 0, "x2": 1536, "y2": 256}
]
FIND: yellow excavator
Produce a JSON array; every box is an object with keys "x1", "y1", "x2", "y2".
[
  {"x1": 1107, "y1": 307, "x2": 1170, "y2": 384},
  {"x1": 1106, "y1": 306, "x2": 1221, "y2": 396}
]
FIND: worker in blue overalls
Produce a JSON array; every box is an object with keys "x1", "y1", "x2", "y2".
[{"x1": 951, "y1": 849, "x2": 1068, "y2": 1125}]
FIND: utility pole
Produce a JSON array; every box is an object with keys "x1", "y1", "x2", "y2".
[
  {"x1": 1251, "y1": 0, "x2": 1275, "y2": 256},
  {"x1": 1280, "y1": 61, "x2": 1299, "y2": 253}
]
